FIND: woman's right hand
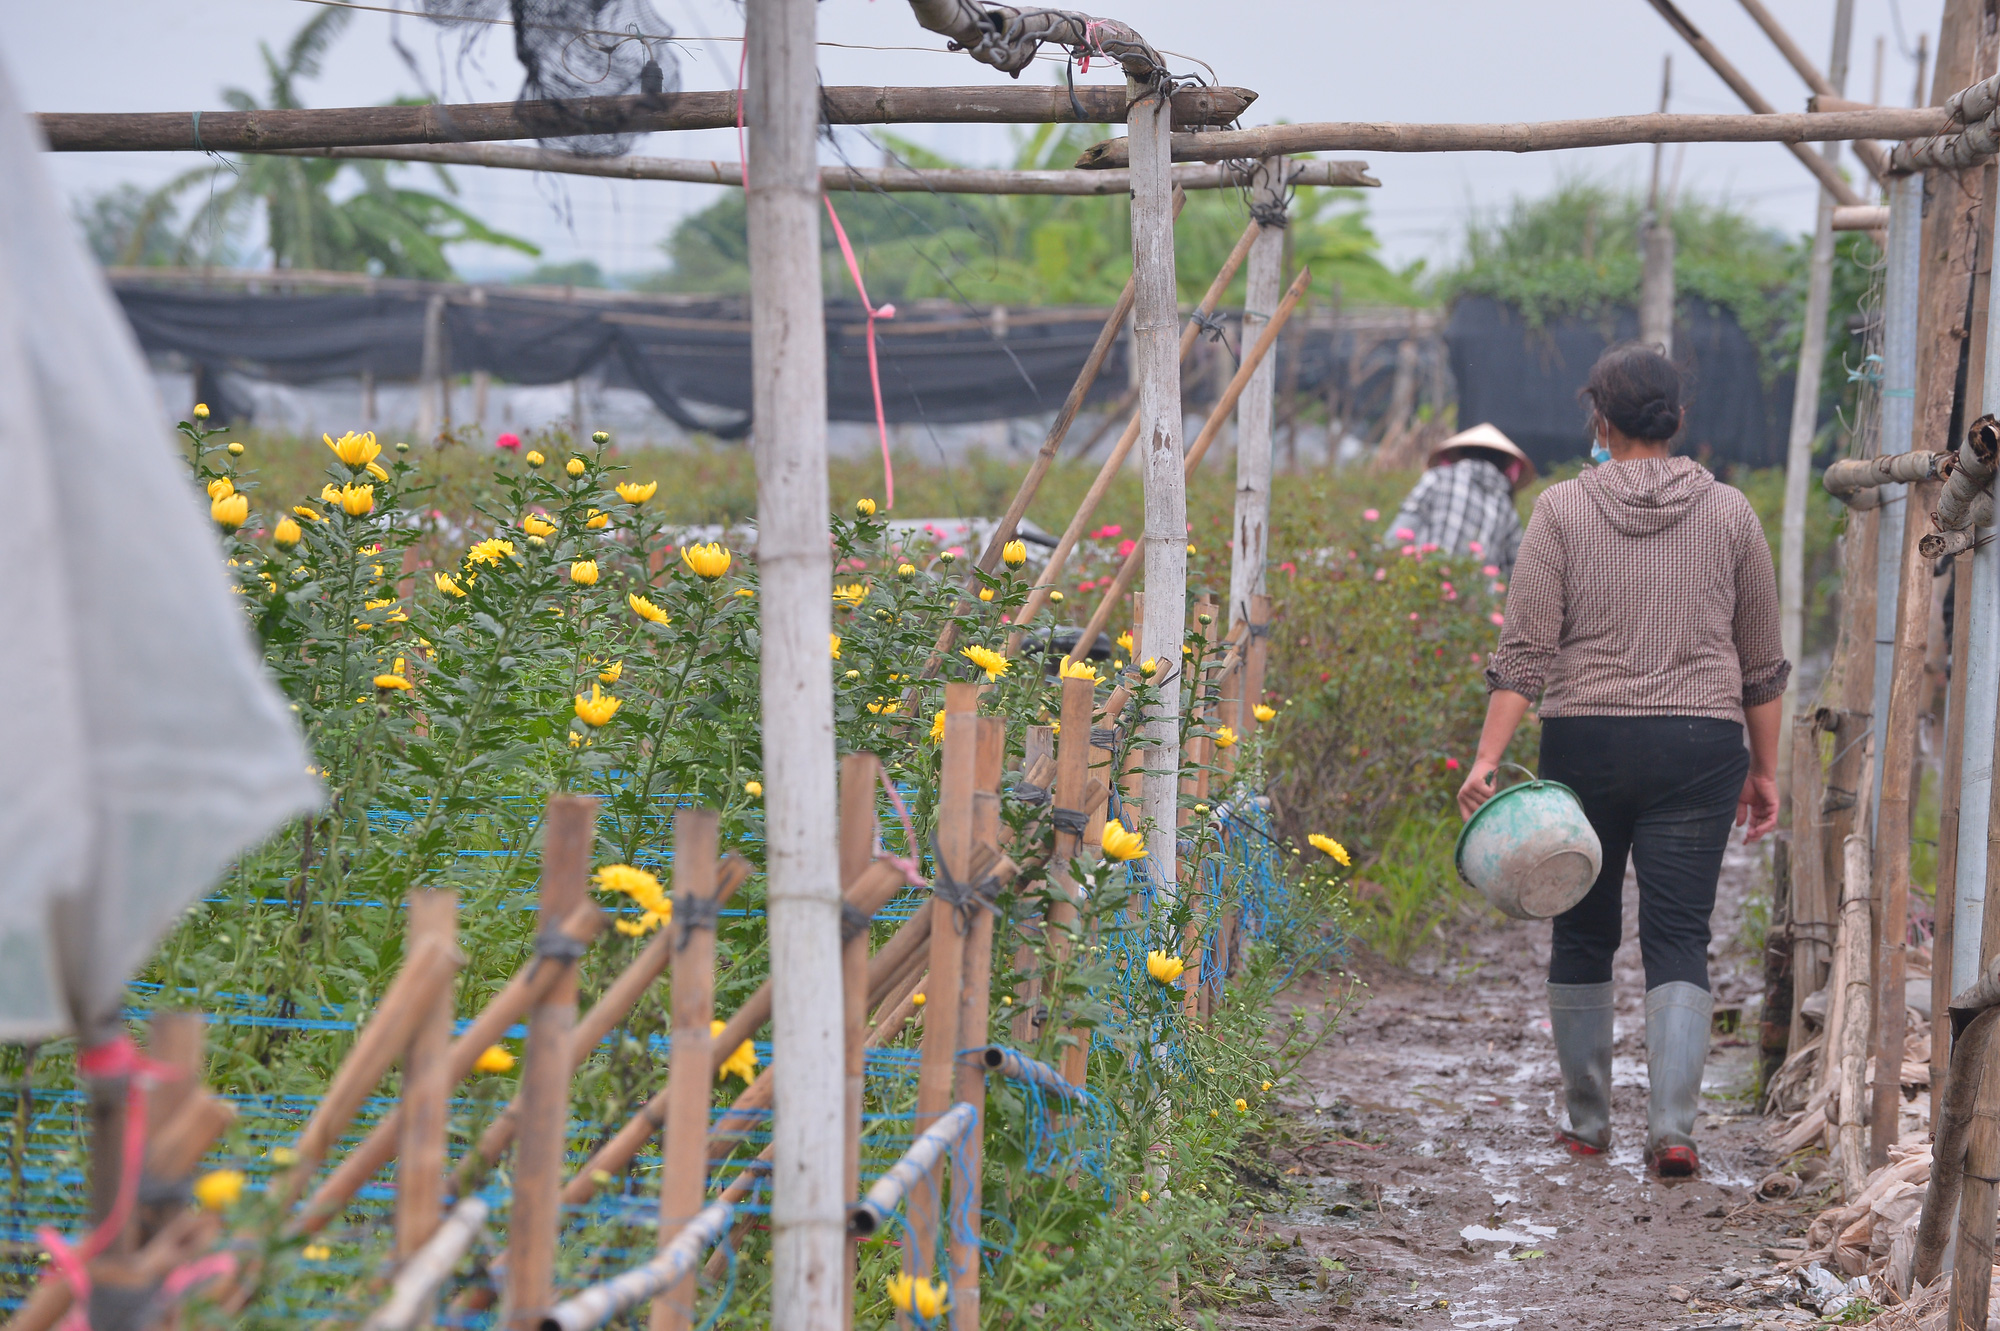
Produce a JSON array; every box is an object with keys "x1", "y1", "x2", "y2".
[{"x1": 1457, "y1": 759, "x2": 1501, "y2": 822}]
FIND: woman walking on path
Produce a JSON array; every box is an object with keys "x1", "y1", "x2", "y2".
[{"x1": 1455, "y1": 344, "x2": 1786, "y2": 1178}]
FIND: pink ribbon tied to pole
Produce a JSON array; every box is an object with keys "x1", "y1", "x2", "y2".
[{"x1": 823, "y1": 195, "x2": 898, "y2": 510}]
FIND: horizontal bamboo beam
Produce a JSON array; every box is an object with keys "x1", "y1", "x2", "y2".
[
  {"x1": 1072, "y1": 107, "x2": 1950, "y2": 168},
  {"x1": 36, "y1": 85, "x2": 1255, "y2": 153},
  {"x1": 261, "y1": 141, "x2": 1378, "y2": 193},
  {"x1": 1833, "y1": 205, "x2": 1890, "y2": 230}
]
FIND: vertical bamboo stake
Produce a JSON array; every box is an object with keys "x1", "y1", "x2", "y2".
[
  {"x1": 138, "y1": 1012, "x2": 205, "y2": 1244},
  {"x1": 654, "y1": 809, "x2": 722, "y2": 1331},
  {"x1": 1869, "y1": 171, "x2": 1923, "y2": 833},
  {"x1": 397, "y1": 890, "x2": 458, "y2": 1261},
  {"x1": 746, "y1": 3, "x2": 843, "y2": 1325},
  {"x1": 1181, "y1": 598, "x2": 1218, "y2": 1019},
  {"x1": 1128, "y1": 76, "x2": 1184, "y2": 890},
  {"x1": 948, "y1": 717, "x2": 1005, "y2": 1331},
  {"x1": 1952, "y1": 1023, "x2": 2000, "y2": 1331},
  {"x1": 1120, "y1": 596, "x2": 1146, "y2": 814},
  {"x1": 912, "y1": 685, "x2": 977, "y2": 1274},
  {"x1": 1013, "y1": 726, "x2": 1054, "y2": 1045},
  {"x1": 505, "y1": 794, "x2": 596, "y2": 1330},
  {"x1": 1836, "y1": 742, "x2": 1875, "y2": 1194},
  {"x1": 1787, "y1": 717, "x2": 1830, "y2": 1053},
  {"x1": 1053, "y1": 675, "x2": 1096, "y2": 1087},
  {"x1": 839, "y1": 753, "x2": 881, "y2": 1331},
  {"x1": 1229, "y1": 158, "x2": 1285, "y2": 636},
  {"x1": 1243, "y1": 595, "x2": 1273, "y2": 737}
]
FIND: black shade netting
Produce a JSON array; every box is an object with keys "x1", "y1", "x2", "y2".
[{"x1": 421, "y1": 0, "x2": 680, "y2": 157}]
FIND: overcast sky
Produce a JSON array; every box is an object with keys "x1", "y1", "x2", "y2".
[{"x1": 2, "y1": 1, "x2": 1940, "y2": 284}]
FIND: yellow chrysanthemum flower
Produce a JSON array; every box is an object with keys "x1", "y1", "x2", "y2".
[
  {"x1": 596, "y1": 863, "x2": 670, "y2": 935},
  {"x1": 897, "y1": 563, "x2": 916, "y2": 577},
  {"x1": 930, "y1": 710, "x2": 946, "y2": 744},
  {"x1": 854, "y1": 497, "x2": 876, "y2": 517},
  {"x1": 574, "y1": 683, "x2": 621, "y2": 727},
  {"x1": 211, "y1": 492, "x2": 249, "y2": 531},
  {"x1": 833, "y1": 582, "x2": 867, "y2": 608},
  {"x1": 584, "y1": 508, "x2": 609, "y2": 530},
  {"x1": 1139, "y1": 658, "x2": 1159, "y2": 678},
  {"x1": 1145, "y1": 950, "x2": 1185, "y2": 984},
  {"x1": 978, "y1": 588, "x2": 995, "y2": 602},
  {"x1": 566, "y1": 457, "x2": 587, "y2": 477},
  {"x1": 301, "y1": 1244, "x2": 332, "y2": 1262},
  {"x1": 193, "y1": 1170, "x2": 245, "y2": 1211},
  {"x1": 321, "y1": 483, "x2": 342, "y2": 505},
  {"x1": 522, "y1": 514, "x2": 557, "y2": 538},
  {"x1": 1060, "y1": 659, "x2": 1099, "y2": 683},
  {"x1": 711, "y1": 1019, "x2": 760, "y2": 1083},
  {"x1": 961, "y1": 645, "x2": 1009, "y2": 681},
  {"x1": 570, "y1": 560, "x2": 599, "y2": 586},
  {"x1": 436, "y1": 571, "x2": 466, "y2": 597},
  {"x1": 339, "y1": 484, "x2": 374, "y2": 517},
  {"x1": 734, "y1": 587, "x2": 755, "y2": 598},
  {"x1": 324, "y1": 430, "x2": 382, "y2": 469},
  {"x1": 885, "y1": 1274, "x2": 948, "y2": 1320},
  {"x1": 467, "y1": 538, "x2": 516, "y2": 567},
  {"x1": 227, "y1": 442, "x2": 245, "y2": 457},
  {"x1": 1308, "y1": 833, "x2": 1351, "y2": 867},
  {"x1": 598, "y1": 660, "x2": 623, "y2": 684},
  {"x1": 615, "y1": 480, "x2": 658, "y2": 504},
  {"x1": 629, "y1": 593, "x2": 670, "y2": 625},
  {"x1": 1213, "y1": 726, "x2": 1239, "y2": 750},
  {"x1": 1100, "y1": 821, "x2": 1147, "y2": 862},
  {"x1": 682, "y1": 542, "x2": 732, "y2": 580},
  {"x1": 473, "y1": 1045, "x2": 516, "y2": 1074},
  {"x1": 207, "y1": 476, "x2": 234, "y2": 501},
  {"x1": 374, "y1": 674, "x2": 413, "y2": 692},
  {"x1": 1001, "y1": 539, "x2": 1027, "y2": 567},
  {"x1": 829, "y1": 634, "x2": 842, "y2": 661},
  {"x1": 192, "y1": 402, "x2": 209, "y2": 420},
  {"x1": 867, "y1": 698, "x2": 900, "y2": 715},
  {"x1": 1235, "y1": 1098, "x2": 1249, "y2": 1113},
  {"x1": 366, "y1": 461, "x2": 390, "y2": 482},
  {"x1": 292, "y1": 505, "x2": 322, "y2": 522},
  {"x1": 1050, "y1": 590, "x2": 1065, "y2": 603},
  {"x1": 525, "y1": 450, "x2": 545, "y2": 468},
  {"x1": 744, "y1": 780, "x2": 762, "y2": 798},
  {"x1": 273, "y1": 517, "x2": 302, "y2": 548},
  {"x1": 1253, "y1": 703, "x2": 1277, "y2": 723}
]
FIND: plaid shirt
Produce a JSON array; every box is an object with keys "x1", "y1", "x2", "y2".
[
  {"x1": 1384, "y1": 459, "x2": 1524, "y2": 572},
  {"x1": 1484, "y1": 457, "x2": 1789, "y2": 722}
]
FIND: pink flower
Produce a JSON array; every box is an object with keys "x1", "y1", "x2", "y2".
[
  {"x1": 1489, "y1": 612, "x2": 1505, "y2": 627},
  {"x1": 946, "y1": 546, "x2": 964, "y2": 559},
  {"x1": 1483, "y1": 565, "x2": 1499, "y2": 577},
  {"x1": 1400, "y1": 545, "x2": 1416, "y2": 557},
  {"x1": 1492, "y1": 582, "x2": 1507, "y2": 595},
  {"x1": 1445, "y1": 757, "x2": 1460, "y2": 771},
  {"x1": 1440, "y1": 582, "x2": 1454, "y2": 594},
  {"x1": 1468, "y1": 541, "x2": 1483, "y2": 555},
  {"x1": 495, "y1": 432, "x2": 522, "y2": 451},
  {"x1": 1373, "y1": 568, "x2": 1386, "y2": 582},
  {"x1": 1279, "y1": 561, "x2": 1297, "y2": 576},
  {"x1": 1420, "y1": 542, "x2": 1439, "y2": 555},
  {"x1": 1319, "y1": 670, "x2": 1332, "y2": 683},
  {"x1": 1444, "y1": 590, "x2": 1458, "y2": 601},
  {"x1": 1092, "y1": 524, "x2": 1122, "y2": 539},
  {"x1": 1116, "y1": 539, "x2": 1137, "y2": 558},
  {"x1": 1408, "y1": 612, "x2": 1420, "y2": 622},
  {"x1": 1470, "y1": 652, "x2": 1482, "y2": 664},
  {"x1": 1363, "y1": 508, "x2": 1380, "y2": 522},
  {"x1": 1394, "y1": 527, "x2": 1415, "y2": 542}
]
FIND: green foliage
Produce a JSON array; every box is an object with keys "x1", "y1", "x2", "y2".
[
  {"x1": 648, "y1": 124, "x2": 1424, "y2": 308},
  {"x1": 131, "y1": 11, "x2": 537, "y2": 276}
]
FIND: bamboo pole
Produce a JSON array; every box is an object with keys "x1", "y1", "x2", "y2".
[
  {"x1": 1052, "y1": 675, "x2": 1096, "y2": 1087},
  {"x1": 1869, "y1": 480, "x2": 1935, "y2": 1166},
  {"x1": 839, "y1": 753, "x2": 880, "y2": 1331},
  {"x1": 397, "y1": 890, "x2": 458, "y2": 1261},
  {"x1": 912, "y1": 685, "x2": 979, "y2": 1275},
  {"x1": 1066, "y1": 269, "x2": 1314, "y2": 677},
  {"x1": 947, "y1": 717, "x2": 1006, "y2": 1331},
  {"x1": 1130, "y1": 76, "x2": 1187, "y2": 888},
  {"x1": 293, "y1": 900, "x2": 606, "y2": 1236},
  {"x1": 1937, "y1": 554, "x2": 1975, "y2": 1104},
  {"x1": 1007, "y1": 216, "x2": 1263, "y2": 648},
  {"x1": 654, "y1": 809, "x2": 721, "y2": 1331},
  {"x1": 261, "y1": 143, "x2": 1377, "y2": 194},
  {"x1": 747, "y1": 6, "x2": 845, "y2": 1325},
  {"x1": 1870, "y1": 173, "x2": 1923, "y2": 836},
  {"x1": 504, "y1": 794, "x2": 597, "y2": 1331},
  {"x1": 1788, "y1": 715, "x2": 1832, "y2": 1053},
  {"x1": 1070, "y1": 109, "x2": 1945, "y2": 171},
  {"x1": 1952, "y1": 1020, "x2": 2000, "y2": 1329},
  {"x1": 1733, "y1": 0, "x2": 1886, "y2": 186},
  {"x1": 37, "y1": 86, "x2": 1255, "y2": 152},
  {"x1": 1836, "y1": 741, "x2": 1876, "y2": 1194},
  {"x1": 1958, "y1": 173, "x2": 2000, "y2": 1001},
  {"x1": 1229, "y1": 157, "x2": 1285, "y2": 640},
  {"x1": 1913, "y1": 1005, "x2": 2000, "y2": 1287}
]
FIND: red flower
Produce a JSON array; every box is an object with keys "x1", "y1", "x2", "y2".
[
  {"x1": 495, "y1": 432, "x2": 522, "y2": 451},
  {"x1": 1445, "y1": 757, "x2": 1461, "y2": 770},
  {"x1": 1116, "y1": 538, "x2": 1137, "y2": 558}
]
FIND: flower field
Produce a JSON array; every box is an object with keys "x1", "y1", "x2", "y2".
[{"x1": 2, "y1": 417, "x2": 1373, "y2": 1329}]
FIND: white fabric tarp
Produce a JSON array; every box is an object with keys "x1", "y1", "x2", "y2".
[{"x1": 0, "y1": 58, "x2": 319, "y2": 1042}]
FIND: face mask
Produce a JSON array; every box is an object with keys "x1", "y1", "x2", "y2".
[{"x1": 1590, "y1": 437, "x2": 1612, "y2": 465}]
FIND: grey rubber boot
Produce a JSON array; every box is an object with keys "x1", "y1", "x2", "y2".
[
  {"x1": 1644, "y1": 981, "x2": 1713, "y2": 1176},
  {"x1": 1547, "y1": 981, "x2": 1615, "y2": 1153}
]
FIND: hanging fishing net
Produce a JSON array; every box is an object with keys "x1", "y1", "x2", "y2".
[{"x1": 421, "y1": 0, "x2": 681, "y2": 157}]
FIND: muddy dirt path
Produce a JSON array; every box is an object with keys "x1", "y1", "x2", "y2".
[{"x1": 1221, "y1": 836, "x2": 1827, "y2": 1331}]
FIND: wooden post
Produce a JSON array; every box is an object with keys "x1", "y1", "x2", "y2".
[
  {"x1": 948, "y1": 718, "x2": 1006, "y2": 1331},
  {"x1": 1053, "y1": 675, "x2": 1096, "y2": 1086},
  {"x1": 1128, "y1": 75, "x2": 1186, "y2": 889},
  {"x1": 746, "y1": 2, "x2": 845, "y2": 1325},
  {"x1": 135, "y1": 1012, "x2": 206, "y2": 1244},
  {"x1": 1013, "y1": 726, "x2": 1054, "y2": 1045},
  {"x1": 1952, "y1": 1024, "x2": 2000, "y2": 1330},
  {"x1": 1869, "y1": 171, "x2": 1922, "y2": 835},
  {"x1": 1836, "y1": 745, "x2": 1875, "y2": 1194},
  {"x1": 839, "y1": 753, "x2": 881, "y2": 1331},
  {"x1": 1787, "y1": 716, "x2": 1831, "y2": 1053},
  {"x1": 912, "y1": 684, "x2": 977, "y2": 1275},
  {"x1": 1243, "y1": 595, "x2": 1273, "y2": 736},
  {"x1": 397, "y1": 890, "x2": 458, "y2": 1260},
  {"x1": 1229, "y1": 158, "x2": 1285, "y2": 635},
  {"x1": 504, "y1": 794, "x2": 596, "y2": 1330},
  {"x1": 417, "y1": 293, "x2": 446, "y2": 442},
  {"x1": 655, "y1": 809, "x2": 721, "y2": 1331}
]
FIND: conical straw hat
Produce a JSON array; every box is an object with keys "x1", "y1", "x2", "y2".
[{"x1": 1427, "y1": 422, "x2": 1538, "y2": 487}]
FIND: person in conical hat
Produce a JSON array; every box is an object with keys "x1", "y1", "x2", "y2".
[{"x1": 1381, "y1": 422, "x2": 1537, "y2": 573}]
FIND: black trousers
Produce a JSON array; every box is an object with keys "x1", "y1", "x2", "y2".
[{"x1": 1538, "y1": 715, "x2": 1749, "y2": 991}]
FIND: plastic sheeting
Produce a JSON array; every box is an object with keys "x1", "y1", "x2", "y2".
[
  {"x1": 1447, "y1": 295, "x2": 1795, "y2": 471},
  {"x1": 0, "y1": 61, "x2": 318, "y2": 1042}
]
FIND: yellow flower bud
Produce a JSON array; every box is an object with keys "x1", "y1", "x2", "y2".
[
  {"x1": 570, "y1": 560, "x2": 599, "y2": 586},
  {"x1": 272, "y1": 517, "x2": 302, "y2": 548},
  {"x1": 211, "y1": 492, "x2": 249, "y2": 531},
  {"x1": 522, "y1": 514, "x2": 557, "y2": 538},
  {"x1": 585, "y1": 508, "x2": 609, "y2": 530},
  {"x1": 207, "y1": 476, "x2": 234, "y2": 501},
  {"x1": 855, "y1": 497, "x2": 876, "y2": 517},
  {"x1": 192, "y1": 402, "x2": 210, "y2": 420},
  {"x1": 1254, "y1": 703, "x2": 1277, "y2": 723},
  {"x1": 227, "y1": 441, "x2": 245, "y2": 457},
  {"x1": 566, "y1": 457, "x2": 587, "y2": 477},
  {"x1": 1001, "y1": 539, "x2": 1027, "y2": 567},
  {"x1": 978, "y1": 587, "x2": 995, "y2": 602},
  {"x1": 473, "y1": 1045, "x2": 516, "y2": 1074},
  {"x1": 339, "y1": 484, "x2": 374, "y2": 516},
  {"x1": 744, "y1": 780, "x2": 762, "y2": 797},
  {"x1": 526, "y1": 450, "x2": 545, "y2": 468},
  {"x1": 192, "y1": 1169, "x2": 243, "y2": 1211}
]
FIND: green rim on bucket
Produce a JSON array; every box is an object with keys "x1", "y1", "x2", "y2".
[{"x1": 1452, "y1": 762, "x2": 1589, "y2": 889}]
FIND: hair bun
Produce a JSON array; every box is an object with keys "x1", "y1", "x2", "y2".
[{"x1": 1636, "y1": 395, "x2": 1678, "y2": 437}]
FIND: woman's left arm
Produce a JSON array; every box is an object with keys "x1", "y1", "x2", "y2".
[{"x1": 1732, "y1": 506, "x2": 1789, "y2": 841}]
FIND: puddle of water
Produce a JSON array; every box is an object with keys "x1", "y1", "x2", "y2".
[{"x1": 1458, "y1": 1223, "x2": 1558, "y2": 1244}]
